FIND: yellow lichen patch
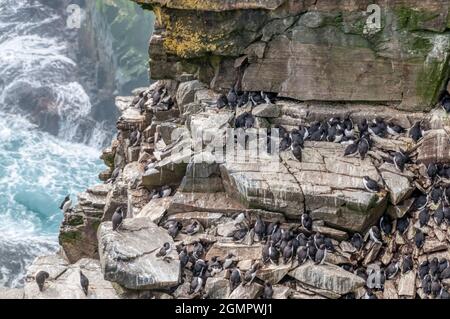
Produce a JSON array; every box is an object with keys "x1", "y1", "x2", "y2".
[{"x1": 162, "y1": 14, "x2": 227, "y2": 58}]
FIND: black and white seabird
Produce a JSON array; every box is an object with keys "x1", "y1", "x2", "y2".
[
  {"x1": 193, "y1": 259, "x2": 207, "y2": 277},
  {"x1": 419, "y1": 207, "x2": 430, "y2": 227},
  {"x1": 350, "y1": 233, "x2": 364, "y2": 250},
  {"x1": 193, "y1": 241, "x2": 205, "y2": 260},
  {"x1": 429, "y1": 257, "x2": 439, "y2": 276},
  {"x1": 167, "y1": 221, "x2": 182, "y2": 239},
  {"x1": 156, "y1": 242, "x2": 171, "y2": 258},
  {"x1": 282, "y1": 241, "x2": 294, "y2": 264},
  {"x1": 233, "y1": 228, "x2": 248, "y2": 242},
  {"x1": 229, "y1": 268, "x2": 242, "y2": 291},
  {"x1": 422, "y1": 274, "x2": 432, "y2": 295},
  {"x1": 379, "y1": 214, "x2": 392, "y2": 235},
  {"x1": 179, "y1": 248, "x2": 189, "y2": 270},
  {"x1": 343, "y1": 117, "x2": 354, "y2": 137},
  {"x1": 429, "y1": 187, "x2": 443, "y2": 205},
  {"x1": 268, "y1": 242, "x2": 280, "y2": 265},
  {"x1": 35, "y1": 270, "x2": 49, "y2": 292},
  {"x1": 396, "y1": 215, "x2": 410, "y2": 234},
  {"x1": 387, "y1": 122, "x2": 405, "y2": 136},
  {"x1": 393, "y1": 151, "x2": 409, "y2": 172},
  {"x1": 409, "y1": 121, "x2": 423, "y2": 142},
  {"x1": 297, "y1": 246, "x2": 308, "y2": 265},
  {"x1": 358, "y1": 138, "x2": 369, "y2": 160},
  {"x1": 223, "y1": 253, "x2": 236, "y2": 270},
  {"x1": 402, "y1": 255, "x2": 413, "y2": 274},
  {"x1": 243, "y1": 262, "x2": 259, "y2": 285},
  {"x1": 263, "y1": 282, "x2": 273, "y2": 299},
  {"x1": 415, "y1": 229, "x2": 425, "y2": 248},
  {"x1": 112, "y1": 207, "x2": 124, "y2": 231},
  {"x1": 216, "y1": 94, "x2": 228, "y2": 109},
  {"x1": 385, "y1": 262, "x2": 400, "y2": 279},
  {"x1": 280, "y1": 136, "x2": 292, "y2": 151},
  {"x1": 80, "y1": 270, "x2": 89, "y2": 296},
  {"x1": 427, "y1": 163, "x2": 439, "y2": 181},
  {"x1": 434, "y1": 205, "x2": 445, "y2": 226},
  {"x1": 344, "y1": 142, "x2": 359, "y2": 157},
  {"x1": 439, "y1": 259, "x2": 449, "y2": 274},
  {"x1": 301, "y1": 212, "x2": 313, "y2": 231},
  {"x1": 208, "y1": 257, "x2": 223, "y2": 277},
  {"x1": 254, "y1": 216, "x2": 266, "y2": 241},
  {"x1": 59, "y1": 195, "x2": 72, "y2": 213},
  {"x1": 431, "y1": 279, "x2": 442, "y2": 297},
  {"x1": 439, "y1": 90, "x2": 450, "y2": 113},
  {"x1": 368, "y1": 226, "x2": 383, "y2": 244},
  {"x1": 363, "y1": 176, "x2": 380, "y2": 193},
  {"x1": 184, "y1": 221, "x2": 201, "y2": 236},
  {"x1": 413, "y1": 194, "x2": 428, "y2": 211},
  {"x1": 314, "y1": 244, "x2": 327, "y2": 265},
  {"x1": 440, "y1": 266, "x2": 450, "y2": 280},
  {"x1": 291, "y1": 141, "x2": 302, "y2": 161},
  {"x1": 358, "y1": 119, "x2": 368, "y2": 135},
  {"x1": 227, "y1": 88, "x2": 238, "y2": 108},
  {"x1": 190, "y1": 276, "x2": 204, "y2": 295},
  {"x1": 419, "y1": 260, "x2": 429, "y2": 280}
]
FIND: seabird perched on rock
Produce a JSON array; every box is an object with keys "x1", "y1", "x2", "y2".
[
  {"x1": 419, "y1": 260, "x2": 430, "y2": 280},
  {"x1": 414, "y1": 229, "x2": 425, "y2": 248},
  {"x1": 129, "y1": 129, "x2": 141, "y2": 147},
  {"x1": 343, "y1": 117, "x2": 354, "y2": 137},
  {"x1": 368, "y1": 226, "x2": 383, "y2": 244},
  {"x1": 237, "y1": 92, "x2": 249, "y2": 107},
  {"x1": 59, "y1": 195, "x2": 72, "y2": 214},
  {"x1": 179, "y1": 248, "x2": 189, "y2": 270},
  {"x1": 184, "y1": 221, "x2": 201, "y2": 236},
  {"x1": 270, "y1": 226, "x2": 282, "y2": 245},
  {"x1": 431, "y1": 279, "x2": 442, "y2": 297},
  {"x1": 291, "y1": 141, "x2": 302, "y2": 161},
  {"x1": 396, "y1": 215, "x2": 410, "y2": 234},
  {"x1": 350, "y1": 233, "x2": 364, "y2": 250},
  {"x1": 268, "y1": 242, "x2": 280, "y2": 265},
  {"x1": 282, "y1": 241, "x2": 294, "y2": 264},
  {"x1": 314, "y1": 244, "x2": 327, "y2": 265},
  {"x1": 419, "y1": 207, "x2": 430, "y2": 227},
  {"x1": 107, "y1": 166, "x2": 121, "y2": 184},
  {"x1": 427, "y1": 163, "x2": 439, "y2": 181},
  {"x1": 387, "y1": 122, "x2": 405, "y2": 136},
  {"x1": 409, "y1": 121, "x2": 423, "y2": 142},
  {"x1": 358, "y1": 119, "x2": 368, "y2": 135},
  {"x1": 254, "y1": 215, "x2": 266, "y2": 241},
  {"x1": 296, "y1": 233, "x2": 308, "y2": 247},
  {"x1": 156, "y1": 242, "x2": 172, "y2": 258},
  {"x1": 208, "y1": 257, "x2": 223, "y2": 277},
  {"x1": 193, "y1": 259, "x2": 207, "y2": 277},
  {"x1": 280, "y1": 135, "x2": 292, "y2": 151},
  {"x1": 243, "y1": 262, "x2": 259, "y2": 285},
  {"x1": 358, "y1": 138, "x2": 370, "y2": 160},
  {"x1": 216, "y1": 94, "x2": 228, "y2": 109},
  {"x1": 439, "y1": 288, "x2": 450, "y2": 299},
  {"x1": 429, "y1": 187, "x2": 443, "y2": 205},
  {"x1": 227, "y1": 88, "x2": 238, "y2": 108},
  {"x1": 167, "y1": 221, "x2": 182, "y2": 239},
  {"x1": 297, "y1": 246, "x2": 308, "y2": 264},
  {"x1": 80, "y1": 270, "x2": 89, "y2": 296},
  {"x1": 434, "y1": 204, "x2": 445, "y2": 226},
  {"x1": 344, "y1": 142, "x2": 359, "y2": 157},
  {"x1": 393, "y1": 151, "x2": 409, "y2": 172},
  {"x1": 429, "y1": 258, "x2": 439, "y2": 276},
  {"x1": 439, "y1": 259, "x2": 448, "y2": 274},
  {"x1": 379, "y1": 214, "x2": 392, "y2": 235},
  {"x1": 189, "y1": 276, "x2": 204, "y2": 295},
  {"x1": 35, "y1": 270, "x2": 49, "y2": 292},
  {"x1": 301, "y1": 212, "x2": 313, "y2": 231},
  {"x1": 193, "y1": 241, "x2": 205, "y2": 260},
  {"x1": 307, "y1": 240, "x2": 317, "y2": 260},
  {"x1": 229, "y1": 268, "x2": 242, "y2": 292},
  {"x1": 412, "y1": 194, "x2": 428, "y2": 211},
  {"x1": 439, "y1": 89, "x2": 450, "y2": 113},
  {"x1": 440, "y1": 266, "x2": 450, "y2": 280},
  {"x1": 262, "y1": 282, "x2": 273, "y2": 299},
  {"x1": 422, "y1": 274, "x2": 432, "y2": 295},
  {"x1": 151, "y1": 87, "x2": 164, "y2": 106},
  {"x1": 363, "y1": 176, "x2": 380, "y2": 193},
  {"x1": 223, "y1": 253, "x2": 236, "y2": 270},
  {"x1": 266, "y1": 221, "x2": 280, "y2": 239},
  {"x1": 385, "y1": 261, "x2": 400, "y2": 279},
  {"x1": 112, "y1": 207, "x2": 124, "y2": 231},
  {"x1": 402, "y1": 255, "x2": 413, "y2": 274}
]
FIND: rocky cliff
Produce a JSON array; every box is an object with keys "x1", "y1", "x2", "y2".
[
  {"x1": 6, "y1": 0, "x2": 450, "y2": 300},
  {"x1": 135, "y1": 0, "x2": 450, "y2": 111}
]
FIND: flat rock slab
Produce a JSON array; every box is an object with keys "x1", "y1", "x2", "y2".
[
  {"x1": 398, "y1": 270, "x2": 416, "y2": 298},
  {"x1": 228, "y1": 283, "x2": 263, "y2": 299},
  {"x1": 168, "y1": 192, "x2": 246, "y2": 215},
  {"x1": 289, "y1": 261, "x2": 365, "y2": 296},
  {"x1": 417, "y1": 129, "x2": 450, "y2": 165},
  {"x1": 206, "y1": 242, "x2": 263, "y2": 261},
  {"x1": 24, "y1": 258, "x2": 118, "y2": 299},
  {"x1": 257, "y1": 263, "x2": 292, "y2": 284},
  {"x1": 98, "y1": 217, "x2": 180, "y2": 290},
  {"x1": 136, "y1": 197, "x2": 173, "y2": 224}
]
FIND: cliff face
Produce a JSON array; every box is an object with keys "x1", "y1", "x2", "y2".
[{"x1": 134, "y1": 0, "x2": 450, "y2": 111}]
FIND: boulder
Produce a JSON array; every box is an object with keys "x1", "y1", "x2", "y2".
[
  {"x1": 97, "y1": 217, "x2": 180, "y2": 290},
  {"x1": 24, "y1": 257, "x2": 119, "y2": 299},
  {"x1": 135, "y1": 197, "x2": 173, "y2": 224},
  {"x1": 252, "y1": 103, "x2": 280, "y2": 118},
  {"x1": 398, "y1": 271, "x2": 416, "y2": 298},
  {"x1": 257, "y1": 263, "x2": 292, "y2": 284},
  {"x1": 417, "y1": 130, "x2": 450, "y2": 165},
  {"x1": 205, "y1": 277, "x2": 230, "y2": 299},
  {"x1": 228, "y1": 283, "x2": 263, "y2": 299},
  {"x1": 205, "y1": 242, "x2": 263, "y2": 261},
  {"x1": 288, "y1": 261, "x2": 365, "y2": 296},
  {"x1": 176, "y1": 80, "x2": 207, "y2": 109}
]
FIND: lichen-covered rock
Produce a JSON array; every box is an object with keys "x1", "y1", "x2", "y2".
[{"x1": 97, "y1": 217, "x2": 180, "y2": 290}]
